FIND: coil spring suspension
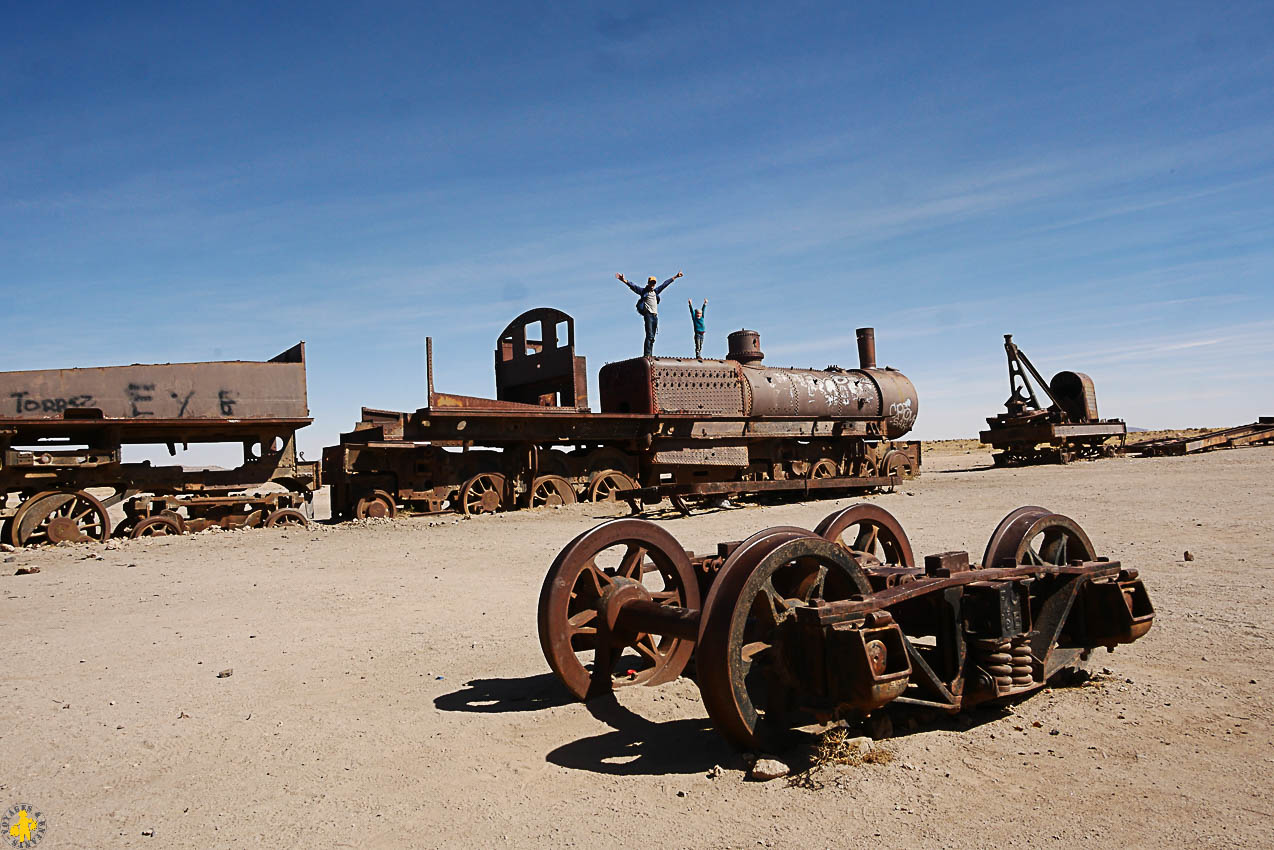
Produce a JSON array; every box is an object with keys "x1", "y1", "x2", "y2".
[
  {"x1": 974, "y1": 636, "x2": 1035, "y2": 695},
  {"x1": 974, "y1": 637, "x2": 1014, "y2": 694},
  {"x1": 1011, "y1": 636, "x2": 1034, "y2": 689}
]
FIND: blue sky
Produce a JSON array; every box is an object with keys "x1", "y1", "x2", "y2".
[{"x1": 3, "y1": 1, "x2": 1272, "y2": 464}]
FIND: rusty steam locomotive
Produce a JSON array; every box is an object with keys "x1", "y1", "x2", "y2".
[{"x1": 323, "y1": 307, "x2": 921, "y2": 519}]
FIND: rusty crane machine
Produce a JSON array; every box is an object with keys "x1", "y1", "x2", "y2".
[
  {"x1": 537, "y1": 503, "x2": 1153, "y2": 750},
  {"x1": 980, "y1": 334, "x2": 1127, "y2": 466}
]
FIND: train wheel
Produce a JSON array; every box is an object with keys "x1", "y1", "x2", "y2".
[
  {"x1": 6, "y1": 491, "x2": 59, "y2": 546},
  {"x1": 880, "y1": 450, "x2": 914, "y2": 491},
  {"x1": 460, "y1": 473, "x2": 506, "y2": 516},
  {"x1": 814, "y1": 503, "x2": 915, "y2": 568},
  {"x1": 158, "y1": 510, "x2": 187, "y2": 534},
  {"x1": 808, "y1": 458, "x2": 838, "y2": 480},
  {"x1": 531, "y1": 475, "x2": 576, "y2": 508},
  {"x1": 538, "y1": 518, "x2": 700, "y2": 701},
  {"x1": 13, "y1": 490, "x2": 112, "y2": 546},
  {"x1": 695, "y1": 528, "x2": 872, "y2": 750},
  {"x1": 265, "y1": 508, "x2": 309, "y2": 528},
  {"x1": 585, "y1": 470, "x2": 636, "y2": 502},
  {"x1": 355, "y1": 490, "x2": 397, "y2": 520},
  {"x1": 982, "y1": 506, "x2": 1097, "y2": 568},
  {"x1": 131, "y1": 515, "x2": 184, "y2": 538}
]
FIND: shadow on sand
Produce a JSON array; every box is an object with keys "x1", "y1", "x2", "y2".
[
  {"x1": 545, "y1": 694, "x2": 737, "y2": 776},
  {"x1": 432, "y1": 673, "x2": 575, "y2": 714}
]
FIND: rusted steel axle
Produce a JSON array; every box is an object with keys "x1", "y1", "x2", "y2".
[{"x1": 538, "y1": 504, "x2": 1154, "y2": 750}]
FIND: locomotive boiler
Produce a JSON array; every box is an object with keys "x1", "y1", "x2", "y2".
[{"x1": 599, "y1": 328, "x2": 918, "y2": 438}]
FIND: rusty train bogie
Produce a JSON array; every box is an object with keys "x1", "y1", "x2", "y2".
[
  {"x1": 538, "y1": 503, "x2": 1154, "y2": 751},
  {"x1": 324, "y1": 308, "x2": 922, "y2": 523}
]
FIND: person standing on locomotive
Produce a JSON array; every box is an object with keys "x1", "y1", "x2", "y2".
[
  {"x1": 688, "y1": 298, "x2": 707, "y2": 360},
  {"x1": 616, "y1": 270, "x2": 682, "y2": 357}
]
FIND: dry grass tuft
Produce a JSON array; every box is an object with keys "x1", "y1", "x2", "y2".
[{"x1": 787, "y1": 728, "x2": 895, "y2": 789}]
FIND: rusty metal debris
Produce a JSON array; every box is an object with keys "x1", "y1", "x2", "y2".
[
  {"x1": 0, "y1": 345, "x2": 318, "y2": 546},
  {"x1": 324, "y1": 308, "x2": 921, "y2": 520},
  {"x1": 979, "y1": 334, "x2": 1126, "y2": 466},
  {"x1": 537, "y1": 503, "x2": 1153, "y2": 750},
  {"x1": 1128, "y1": 417, "x2": 1274, "y2": 456}
]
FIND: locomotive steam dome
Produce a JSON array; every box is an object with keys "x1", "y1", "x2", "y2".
[
  {"x1": 598, "y1": 327, "x2": 918, "y2": 439},
  {"x1": 726, "y1": 329, "x2": 764, "y2": 364}
]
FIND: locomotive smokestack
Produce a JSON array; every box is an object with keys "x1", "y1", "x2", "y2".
[
  {"x1": 856, "y1": 327, "x2": 876, "y2": 370},
  {"x1": 727, "y1": 329, "x2": 764, "y2": 364}
]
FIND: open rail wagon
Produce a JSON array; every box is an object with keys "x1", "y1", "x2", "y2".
[
  {"x1": 0, "y1": 344, "x2": 320, "y2": 546},
  {"x1": 323, "y1": 307, "x2": 921, "y2": 520}
]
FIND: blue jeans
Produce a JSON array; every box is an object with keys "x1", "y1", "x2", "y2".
[{"x1": 643, "y1": 312, "x2": 658, "y2": 357}]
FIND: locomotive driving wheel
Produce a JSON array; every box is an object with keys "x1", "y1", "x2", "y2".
[
  {"x1": 585, "y1": 470, "x2": 636, "y2": 502},
  {"x1": 880, "y1": 450, "x2": 914, "y2": 492},
  {"x1": 531, "y1": 475, "x2": 577, "y2": 508},
  {"x1": 982, "y1": 506, "x2": 1097, "y2": 568},
  {"x1": 6, "y1": 491, "x2": 57, "y2": 546},
  {"x1": 808, "y1": 458, "x2": 838, "y2": 480},
  {"x1": 354, "y1": 490, "x2": 397, "y2": 520},
  {"x1": 814, "y1": 503, "x2": 915, "y2": 568},
  {"x1": 11, "y1": 490, "x2": 112, "y2": 546},
  {"x1": 695, "y1": 527, "x2": 872, "y2": 750},
  {"x1": 131, "y1": 515, "x2": 183, "y2": 538},
  {"x1": 460, "y1": 473, "x2": 506, "y2": 516},
  {"x1": 538, "y1": 518, "x2": 701, "y2": 700},
  {"x1": 265, "y1": 508, "x2": 309, "y2": 528}
]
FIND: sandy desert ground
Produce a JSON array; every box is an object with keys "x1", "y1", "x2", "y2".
[{"x1": 2, "y1": 445, "x2": 1271, "y2": 849}]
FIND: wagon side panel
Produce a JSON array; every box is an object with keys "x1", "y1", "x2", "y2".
[{"x1": 0, "y1": 354, "x2": 309, "y2": 422}]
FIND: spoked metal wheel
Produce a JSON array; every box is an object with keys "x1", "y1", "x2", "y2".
[
  {"x1": 882, "y1": 450, "x2": 916, "y2": 480},
  {"x1": 981, "y1": 506, "x2": 1097, "y2": 568},
  {"x1": 531, "y1": 475, "x2": 577, "y2": 508},
  {"x1": 12, "y1": 490, "x2": 112, "y2": 546},
  {"x1": 879, "y1": 450, "x2": 914, "y2": 492},
  {"x1": 6, "y1": 491, "x2": 57, "y2": 546},
  {"x1": 355, "y1": 489, "x2": 397, "y2": 520},
  {"x1": 696, "y1": 527, "x2": 871, "y2": 750},
  {"x1": 538, "y1": 519, "x2": 700, "y2": 701},
  {"x1": 814, "y1": 503, "x2": 915, "y2": 567},
  {"x1": 131, "y1": 515, "x2": 184, "y2": 538},
  {"x1": 585, "y1": 470, "x2": 636, "y2": 503},
  {"x1": 808, "y1": 458, "x2": 838, "y2": 480},
  {"x1": 265, "y1": 508, "x2": 309, "y2": 528},
  {"x1": 460, "y1": 473, "x2": 506, "y2": 516}
]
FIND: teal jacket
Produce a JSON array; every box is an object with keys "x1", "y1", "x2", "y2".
[{"x1": 689, "y1": 302, "x2": 706, "y2": 333}]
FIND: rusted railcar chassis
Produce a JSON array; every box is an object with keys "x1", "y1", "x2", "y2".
[
  {"x1": 0, "y1": 345, "x2": 318, "y2": 546},
  {"x1": 538, "y1": 504, "x2": 1153, "y2": 750}
]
